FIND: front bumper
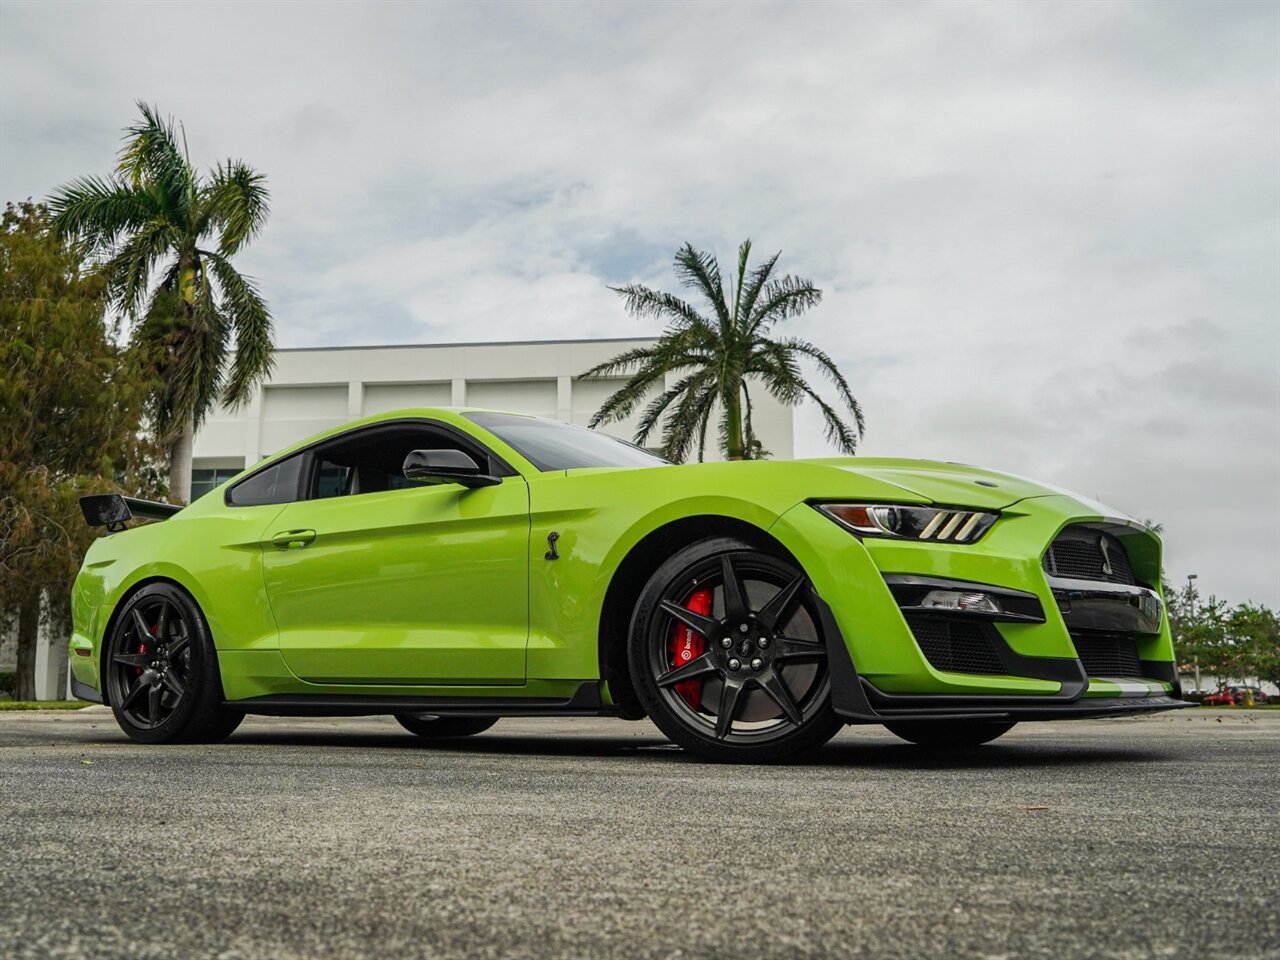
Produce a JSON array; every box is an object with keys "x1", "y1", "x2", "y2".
[{"x1": 770, "y1": 495, "x2": 1193, "y2": 720}]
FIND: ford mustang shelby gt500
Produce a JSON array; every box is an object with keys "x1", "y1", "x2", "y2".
[{"x1": 71, "y1": 409, "x2": 1190, "y2": 762}]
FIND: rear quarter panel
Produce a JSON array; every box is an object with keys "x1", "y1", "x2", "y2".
[{"x1": 69, "y1": 502, "x2": 286, "y2": 694}]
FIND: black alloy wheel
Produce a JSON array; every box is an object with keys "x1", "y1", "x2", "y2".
[
  {"x1": 103, "y1": 583, "x2": 242, "y2": 744},
  {"x1": 630, "y1": 537, "x2": 844, "y2": 763},
  {"x1": 395, "y1": 715, "x2": 498, "y2": 739}
]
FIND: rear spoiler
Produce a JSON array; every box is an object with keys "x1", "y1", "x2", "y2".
[{"x1": 80, "y1": 494, "x2": 183, "y2": 532}]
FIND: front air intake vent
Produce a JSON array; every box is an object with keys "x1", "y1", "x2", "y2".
[
  {"x1": 904, "y1": 614, "x2": 1006, "y2": 676},
  {"x1": 1070, "y1": 630, "x2": 1143, "y2": 679},
  {"x1": 1043, "y1": 528, "x2": 1137, "y2": 586}
]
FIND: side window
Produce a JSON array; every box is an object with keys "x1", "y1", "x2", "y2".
[
  {"x1": 313, "y1": 461, "x2": 352, "y2": 499},
  {"x1": 305, "y1": 423, "x2": 501, "y2": 500},
  {"x1": 227, "y1": 454, "x2": 304, "y2": 507}
]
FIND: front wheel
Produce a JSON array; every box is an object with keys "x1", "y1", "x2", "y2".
[
  {"x1": 884, "y1": 720, "x2": 1015, "y2": 748},
  {"x1": 629, "y1": 538, "x2": 844, "y2": 763},
  {"x1": 395, "y1": 715, "x2": 498, "y2": 739},
  {"x1": 103, "y1": 582, "x2": 242, "y2": 745}
]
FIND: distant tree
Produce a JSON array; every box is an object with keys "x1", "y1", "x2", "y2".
[
  {"x1": 582, "y1": 240, "x2": 863, "y2": 462},
  {"x1": 1168, "y1": 580, "x2": 1280, "y2": 691},
  {"x1": 0, "y1": 201, "x2": 159, "y2": 699},
  {"x1": 48, "y1": 103, "x2": 274, "y2": 502}
]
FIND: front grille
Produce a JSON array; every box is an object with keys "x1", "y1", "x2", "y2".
[
  {"x1": 1043, "y1": 528, "x2": 1137, "y2": 585},
  {"x1": 1071, "y1": 631, "x2": 1143, "y2": 678},
  {"x1": 904, "y1": 614, "x2": 1006, "y2": 676}
]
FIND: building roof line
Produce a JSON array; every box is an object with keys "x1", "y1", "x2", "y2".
[{"x1": 276, "y1": 336, "x2": 659, "y2": 353}]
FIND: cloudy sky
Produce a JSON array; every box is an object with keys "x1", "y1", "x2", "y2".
[{"x1": 2, "y1": 1, "x2": 1277, "y2": 605}]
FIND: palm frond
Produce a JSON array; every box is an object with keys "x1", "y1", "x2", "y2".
[
  {"x1": 579, "y1": 345, "x2": 662, "y2": 380},
  {"x1": 203, "y1": 160, "x2": 270, "y2": 255},
  {"x1": 101, "y1": 220, "x2": 177, "y2": 317},
  {"x1": 47, "y1": 175, "x2": 154, "y2": 252},
  {"x1": 694, "y1": 385, "x2": 718, "y2": 462},
  {"x1": 731, "y1": 238, "x2": 752, "y2": 325},
  {"x1": 586, "y1": 357, "x2": 687, "y2": 428},
  {"x1": 737, "y1": 249, "x2": 781, "y2": 330},
  {"x1": 780, "y1": 337, "x2": 865, "y2": 437},
  {"x1": 145, "y1": 290, "x2": 227, "y2": 437},
  {"x1": 117, "y1": 102, "x2": 194, "y2": 220},
  {"x1": 746, "y1": 274, "x2": 822, "y2": 336},
  {"x1": 633, "y1": 368, "x2": 712, "y2": 446},
  {"x1": 661, "y1": 377, "x2": 718, "y2": 463},
  {"x1": 746, "y1": 340, "x2": 805, "y2": 405},
  {"x1": 609, "y1": 283, "x2": 711, "y2": 332},
  {"x1": 673, "y1": 243, "x2": 730, "y2": 331},
  {"x1": 799, "y1": 383, "x2": 860, "y2": 455},
  {"x1": 204, "y1": 252, "x2": 274, "y2": 406}
]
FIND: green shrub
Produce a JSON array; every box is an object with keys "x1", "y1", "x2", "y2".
[{"x1": 0, "y1": 671, "x2": 15, "y2": 696}]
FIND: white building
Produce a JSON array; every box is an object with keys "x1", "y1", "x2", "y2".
[
  {"x1": 2, "y1": 336, "x2": 794, "y2": 699},
  {"x1": 190, "y1": 337, "x2": 794, "y2": 495}
]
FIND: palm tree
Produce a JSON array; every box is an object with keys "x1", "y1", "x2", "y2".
[
  {"x1": 48, "y1": 102, "x2": 273, "y2": 503},
  {"x1": 583, "y1": 240, "x2": 863, "y2": 462}
]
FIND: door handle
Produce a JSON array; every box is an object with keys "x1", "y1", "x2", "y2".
[{"x1": 271, "y1": 529, "x2": 316, "y2": 548}]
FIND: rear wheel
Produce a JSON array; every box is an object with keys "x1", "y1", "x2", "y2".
[
  {"x1": 103, "y1": 582, "x2": 242, "y2": 744},
  {"x1": 629, "y1": 537, "x2": 843, "y2": 763},
  {"x1": 395, "y1": 715, "x2": 498, "y2": 739},
  {"x1": 884, "y1": 720, "x2": 1015, "y2": 748}
]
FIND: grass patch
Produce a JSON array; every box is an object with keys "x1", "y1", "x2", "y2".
[{"x1": 0, "y1": 700, "x2": 95, "y2": 711}]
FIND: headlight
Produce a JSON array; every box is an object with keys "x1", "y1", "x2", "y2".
[{"x1": 815, "y1": 503, "x2": 998, "y2": 543}]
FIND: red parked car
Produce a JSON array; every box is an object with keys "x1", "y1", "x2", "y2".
[{"x1": 1203, "y1": 686, "x2": 1270, "y2": 706}]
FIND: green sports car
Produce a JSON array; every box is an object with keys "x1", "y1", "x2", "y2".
[{"x1": 70, "y1": 408, "x2": 1191, "y2": 762}]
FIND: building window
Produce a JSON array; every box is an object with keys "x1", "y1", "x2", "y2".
[{"x1": 191, "y1": 467, "x2": 244, "y2": 501}]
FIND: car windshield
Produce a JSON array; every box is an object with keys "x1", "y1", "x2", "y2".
[{"x1": 465, "y1": 412, "x2": 670, "y2": 471}]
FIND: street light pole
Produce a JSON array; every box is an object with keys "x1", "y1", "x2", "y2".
[{"x1": 1187, "y1": 574, "x2": 1199, "y2": 694}]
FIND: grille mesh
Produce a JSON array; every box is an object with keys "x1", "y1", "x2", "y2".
[
  {"x1": 1071, "y1": 631, "x2": 1144, "y2": 678},
  {"x1": 1043, "y1": 530, "x2": 1137, "y2": 585},
  {"x1": 904, "y1": 614, "x2": 1006, "y2": 676}
]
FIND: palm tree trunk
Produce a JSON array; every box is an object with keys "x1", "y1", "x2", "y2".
[
  {"x1": 724, "y1": 386, "x2": 746, "y2": 461},
  {"x1": 14, "y1": 591, "x2": 39, "y2": 701},
  {"x1": 168, "y1": 412, "x2": 195, "y2": 504}
]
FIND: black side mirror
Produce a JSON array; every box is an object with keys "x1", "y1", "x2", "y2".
[{"x1": 402, "y1": 449, "x2": 501, "y2": 488}]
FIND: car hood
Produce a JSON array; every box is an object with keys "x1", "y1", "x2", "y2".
[{"x1": 803, "y1": 457, "x2": 1119, "y2": 513}]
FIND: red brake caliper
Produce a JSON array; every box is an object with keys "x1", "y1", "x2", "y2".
[
  {"x1": 668, "y1": 587, "x2": 713, "y2": 708},
  {"x1": 136, "y1": 620, "x2": 156, "y2": 677}
]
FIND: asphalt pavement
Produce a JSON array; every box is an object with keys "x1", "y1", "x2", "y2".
[{"x1": 1, "y1": 706, "x2": 1276, "y2": 960}]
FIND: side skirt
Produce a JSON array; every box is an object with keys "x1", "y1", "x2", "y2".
[{"x1": 224, "y1": 680, "x2": 621, "y2": 718}]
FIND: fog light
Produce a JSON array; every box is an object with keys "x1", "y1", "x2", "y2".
[{"x1": 920, "y1": 590, "x2": 1002, "y2": 615}]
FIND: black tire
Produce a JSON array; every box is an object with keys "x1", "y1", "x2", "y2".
[
  {"x1": 629, "y1": 537, "x2": 844, "y2": 763},
  {"x1": 395, "y1": 715, "x2": 498, "y2": 739},
  {"x1": 103, "y1": 582, "x2": 242, "y2": 745},
  {"x1": 884, "y1": 720, "x2": 1015, "y2": 748}
]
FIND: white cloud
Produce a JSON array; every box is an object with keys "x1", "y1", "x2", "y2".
[{"x1": 2, "y1": 0, "x2": 1276, "y2": 604}]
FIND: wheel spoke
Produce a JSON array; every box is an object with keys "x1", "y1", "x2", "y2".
[
  {"x1": 756, "y1": 575, "x2": 807, "y2": 634},
  {"x1": 147, "y1": 682, "x2": 162, "y2": 724},
  {"x1": 120, "y1": 673, "x2": 153, "y2": 711},
  {"x1": 656, "y1": 652, "x2": 718, "y2": 688},
  {"x1": 160, "y1": 670, "x2": 185, "y2": 698},
  {"x1": 129, "y1": 607, "x2": 153, "y2": 642},
  {"x1": 773, "y1": 636, "x2": 826, "y2": 662},
  {"x1": 155, "y1": 600, "x2": 170, "y2": 641},
  {"x1": 113, "y1": 652, "x2": 151, "y2": 668},
  {"x1": 719, "y1": 556, "x2": 749, "y2": 622},
  {"x1": 166, "y1": 636, "x2": 190, "y2": 660},
  {"x1": 714, "y1": 676, "x2": 748, "y2": 739},
  {"x1": 659, "y1": 600, "x2": 719, "y2": 639},
  {"x1": 756, "y1": 668, "x2": 803, "y2": 725}
]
